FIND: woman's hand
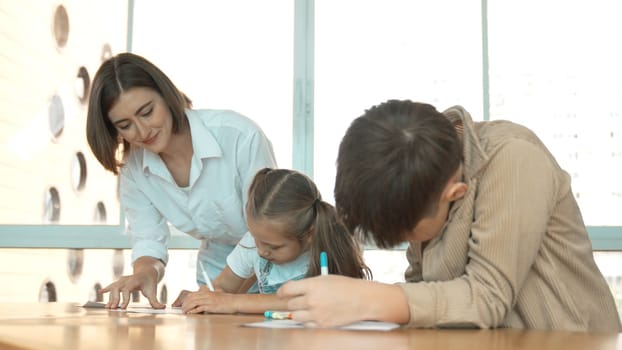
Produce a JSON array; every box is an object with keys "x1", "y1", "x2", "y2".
[
  {"x1": 277, "y1": 275, "x2": 409, "y2": 328},
  {"x1": 100, "y1": 256, "x2": 165, "y2": 309},
  {"x1": 181, "y1": 290, "x2": 240, "y2": 314}
]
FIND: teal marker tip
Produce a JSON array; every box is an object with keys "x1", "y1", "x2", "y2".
[{"x1": 320, "y1": 251, "x2": 328, "y2": 275}]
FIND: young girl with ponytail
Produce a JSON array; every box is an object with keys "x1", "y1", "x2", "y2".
[{"x1": 174, "y1": 167, "x2": 371, "y2": 314}]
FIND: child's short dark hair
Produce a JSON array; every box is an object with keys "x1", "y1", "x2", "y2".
[{"x1": 335, "y1": 100, "x2": 463, "y2": 248}]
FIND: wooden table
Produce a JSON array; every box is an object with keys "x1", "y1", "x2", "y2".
[{"x1": 0, "y1": 302, "x2": 619, "y2": 350}]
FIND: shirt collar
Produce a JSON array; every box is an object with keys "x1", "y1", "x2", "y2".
[
  {"x1": 140, "y1": 109, "x2": 223, "y2": 175},
  {"x1": 441, "y1": 105, "x2": 489, "y2": 180},
  {"x1": 185, "y1": 109, "x2": 222, "y2": 160}
]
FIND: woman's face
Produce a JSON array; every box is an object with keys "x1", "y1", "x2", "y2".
[
  {"x1": 247, "y1": 217, "x2": 306, "y2": 265},
  {"x1": 107, "y1": 87, "x2": 173, "y2": 154}
]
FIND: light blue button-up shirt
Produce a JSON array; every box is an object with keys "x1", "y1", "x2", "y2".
[{"x1": 119, "y1": 109, "x2": 277, "y2": 280}]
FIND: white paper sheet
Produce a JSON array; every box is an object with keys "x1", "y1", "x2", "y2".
[
  {"x1": 110, "y1": 307, "x2": 184, "y2": 314},
  {"x1": 243, "y1": 319, "x2": 400, "y2": 331},
  {"x1": 82, "y1": 301, "x2": 184, "y2": 314}
]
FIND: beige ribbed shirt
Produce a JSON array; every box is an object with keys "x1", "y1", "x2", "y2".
[{"x1": 397, "y1": 106, "x2": 621, "y2": 332}]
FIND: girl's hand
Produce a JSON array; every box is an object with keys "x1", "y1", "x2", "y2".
[
  {"x1": 172, "y1": 285, "x2": 211, "y2": 307},
  {"x1": 172, "y1": 289, "x2": 192, "y2": 308},
  {"x1": 181, "y1": 290, "x2": 240, "y2": 314}
]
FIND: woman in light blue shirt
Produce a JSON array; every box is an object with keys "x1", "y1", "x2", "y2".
[{"x1": 86, "y1": 52, "x2": 276, "y2": 309}]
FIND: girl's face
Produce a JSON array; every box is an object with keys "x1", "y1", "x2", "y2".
[
  {"x1": 247, "y1": 217, "x2": 307, "y2": 265},
  {"x1": 107, "y1": 87, "x2": 174, "y2": 154}
]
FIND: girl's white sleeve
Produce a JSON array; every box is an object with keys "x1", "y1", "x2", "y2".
[{"x1": 226, "y1": 232, "x2": 257, "y2": 279}]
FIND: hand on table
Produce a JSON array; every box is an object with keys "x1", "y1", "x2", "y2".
[
  {"x1": 172, "y1": 285, "x2": 210, "y2": 307},
  {"x1": 277, "y1": 275, "x2": 376, "y2": 328},
  {"x1": 180, "y1": 289, "x2": 239, "y2": 314},
  {"x1": 100, "y1": 271, "x2": 165, "y2": 310}
]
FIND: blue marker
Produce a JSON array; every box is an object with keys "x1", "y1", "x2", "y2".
[{"x1": 320, "y1": 251, "x2": 328, "y2": 275}]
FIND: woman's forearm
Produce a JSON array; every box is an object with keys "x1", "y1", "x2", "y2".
[{"x1": 133, "y1": 256, "x2": 165, "y2": 283}]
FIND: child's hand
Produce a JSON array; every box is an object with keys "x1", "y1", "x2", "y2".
[
  {"x1": 277, "y1": 275, "x2": 367, "y2": 327},
  {"x1": 181, "y1": 290, "x2": 239, "y2": 314},
  {"x1": 277, "y1": 275, "x2": 407, "y2": 328},
  {"x1": 172, "y1": 286, "x2": 212, "y2": 307},
  {"x1": 172, "y1": 289, "x2": 192, "y2": 307}
]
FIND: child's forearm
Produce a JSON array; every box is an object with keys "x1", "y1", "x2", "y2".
[
  {"x1": 231, "y1": 293, "x2": 291, "y2": 314},
  {"x1": 182, "y1": 291, "x2": 291, "y2": 315}
]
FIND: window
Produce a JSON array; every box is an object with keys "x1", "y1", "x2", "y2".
[
  {"x1": 0, "y1": 0, "x2": 126, "y2": 245},
  {"x1": 131, "y1": 0, "x2": 294, "y2": 169},
  {"x1": 314, "y1": 0, "x2": 483, "y2": 203},
  {"x1": 487, "y1": 0, "x2": 622, "y2": 226}
]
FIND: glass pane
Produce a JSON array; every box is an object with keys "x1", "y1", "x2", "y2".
[
  {"x1": 0, "y1": 1, "x2": 125, "y2": 224},
  {"x1": 315, "y1": 0, "x2": 483, "y2": 203},
  {"x1": 488, "y1": 0, "x2": 622, "y2": 225},
  {"x1": 594, "y1": 251, "x2": 622, "y2": 318},
  {"x1": 132, "y1": 0, "x2": 294, "y2": 169}
]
